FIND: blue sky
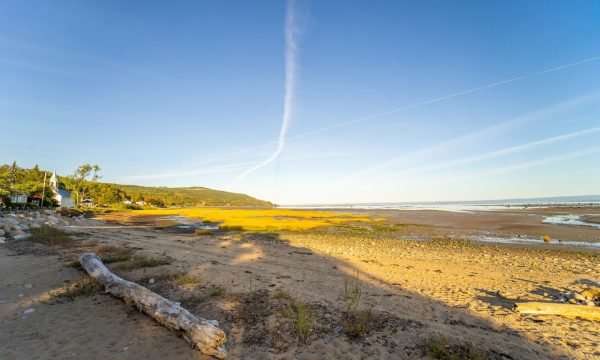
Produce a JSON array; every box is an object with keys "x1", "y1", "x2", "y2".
[{"x1": 1, "y1": 0, "x2": 599, "y2": 204}]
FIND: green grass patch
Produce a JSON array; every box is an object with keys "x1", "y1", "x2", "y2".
[
  {"x1": 424, "y1": 337, "x2": 488, "y2": 360},
  {"x1": 174, "y1": 274, "x2": 200, "y2": 286},
  {"x1": 111, "y1": 256, "x2": 173, "y2": 271},
  {"x1": 29, "y1": 225, "x2": 73, "y2": 247},
  {"x1": 208, "y1": 285, "x2": 226, "y2": 297},
  {"x1": 50, "y1": 277, "x2": 100, "y2": 300}
]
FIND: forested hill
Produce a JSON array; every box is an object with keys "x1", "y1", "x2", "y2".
[
  {"x1": 115, "y1": 184, "x2": 273, "y2": 207},
  {"x1": 0, "y1": 162, "x2": 272, "y2": 207}
]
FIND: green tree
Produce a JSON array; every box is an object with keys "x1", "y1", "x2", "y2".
[{"x1": 67, "y1": 164, "x2": 101, "y2": 206}]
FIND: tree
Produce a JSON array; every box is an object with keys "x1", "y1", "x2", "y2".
[{"x1": 68, "y1": 164, "x2": 101, "y2": 206}]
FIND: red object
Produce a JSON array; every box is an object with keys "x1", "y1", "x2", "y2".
[{"x1": 29, "y1": 195, "x2": 43, "y2": 199}]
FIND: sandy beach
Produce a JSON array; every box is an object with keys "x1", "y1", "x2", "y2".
[{"x1": 1, "y1": 207, "x2": 599, "y2": 359}]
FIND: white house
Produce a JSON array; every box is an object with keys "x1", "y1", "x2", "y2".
[{"x1": 50, "y1": 171, "x2": 75, "y2": 208}]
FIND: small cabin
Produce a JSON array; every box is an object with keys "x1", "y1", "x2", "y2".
[
  {"x1": 81, "y1": 199, "x2": 95, "y2": 208},
  {"x1": 28, "y1": 195, "x2": 43, "y2": 207},
  {"x1": 9, "y1": 192, "x2": 28, "y2": 204}
]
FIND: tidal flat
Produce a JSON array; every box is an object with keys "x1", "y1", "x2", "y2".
[{"x1": 1, "y1": 206, "x2": 599, "y2": 359}]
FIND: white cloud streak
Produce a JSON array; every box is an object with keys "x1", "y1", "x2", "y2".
[
  {"x1": 233, "y1": 0, "x2": 301, "y2": 183},
  {"x1": 436, "y1": 146, "x2": 600, "y2": 183},
  {"x1": 382, "y1": 126, "x2": 600, "y2": 179},
  {"x1": 339, "y1": 91, "x2": 600, "y2": 182}
]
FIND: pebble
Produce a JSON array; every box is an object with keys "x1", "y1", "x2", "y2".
[
  {"x1": 24, "y1": 283, "x2": 33, "y2": 289},
  {"x1": 23, "y1": 308, "x2": 35, "y2": 314},
  {"x1": 148, "y1": 278, "x2": 155, "y2": 284}
]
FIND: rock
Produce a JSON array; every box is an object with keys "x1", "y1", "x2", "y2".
[
  {"x1": 148, "y1": 278, "x2": 155, "y2": 284},
  {"x1": 13, "y1": 234, "x2": 31, "y2": 241},
  {"x1": 0, "y1": 229, "x2": 4, "y2": 236},
  {"x1": 23, "y1": 308, "x2": 35, "y2": 314},
  {"x1": 30, "y1": 223, "x2": 41, "y2": 229},
  {"x1": 9, "y1": 229, "x2": 24, "y2": 237},
  {"x1": 4, "y1": 218, "x2": 19, "y2": 225},
  {"x1": 0, "y1": 237, "x2": 5, "y2": 244},
  {"x1": 24, "y1": 283, "x2": 33, "y2": 289},
  {"x1": 47, "y1": 216, "x2": 59, "y2": 224}
]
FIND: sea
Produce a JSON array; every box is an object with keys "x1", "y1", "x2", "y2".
[{"x1": 282, "y1": 195, "x2": 600, "y2": 212}]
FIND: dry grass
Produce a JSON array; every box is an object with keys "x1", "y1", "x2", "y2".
[{"x1": 194, "y1": 229, "x2": 214, "y2": 236}]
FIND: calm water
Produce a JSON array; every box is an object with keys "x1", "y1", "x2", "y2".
[{"x1": 283, "y1": 195, "x2": 600, "y2": 212}]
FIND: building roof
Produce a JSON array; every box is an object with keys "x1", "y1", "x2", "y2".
[{"x1": 57, "y1": 189, "x2": 71, "y2": 198}]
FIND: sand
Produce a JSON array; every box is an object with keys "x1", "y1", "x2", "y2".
[{"x1": 1, "y1": 208, "x2": 599, "y2": 359}]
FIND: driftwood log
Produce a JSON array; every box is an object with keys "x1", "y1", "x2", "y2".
[
  {"x1": 514, "y1": 301, "x2": 600, "y2": 321},
  {"x1": 79, "y1": 253, "x2": 227, "y2": 358}
]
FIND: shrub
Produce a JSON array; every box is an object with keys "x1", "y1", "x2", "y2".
[
  {"x1": 343, "y1": 309, "x2": 373, "y2": 339},
  {"x1": 285, "y1": 301, "x2": 316, "y2": 344},
  {"x1": 343, "y1": 271, "x2": 362, "y2": 313}
]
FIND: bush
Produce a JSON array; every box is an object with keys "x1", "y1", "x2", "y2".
[
  {"x1": 285, "y1": 301, "x2": 316, "y2": 344},
  {"x1": 343, "y1": 309, "x2": 373, "y2": 339}
]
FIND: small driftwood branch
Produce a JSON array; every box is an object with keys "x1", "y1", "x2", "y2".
[
  {"x1": 79, "y1": 252, "x2": 227, "y2": 358},
  {"x1": 514, "y1": 301, "x2": 600, "y2": 321}
]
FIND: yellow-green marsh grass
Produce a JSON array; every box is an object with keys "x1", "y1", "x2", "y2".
[{"x1": 112, "y1": 208, "x2": 382, "y2": 232}]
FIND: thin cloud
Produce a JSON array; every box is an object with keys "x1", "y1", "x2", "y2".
[
  {"x1": 381, "y1": 126, "x2": 600, "y2": 179},
  {"x1": 340, "y1": 91, "x2": 600, "y2": 182},
  {"x1": 435, "y1": 147, "x2": 600, "y2": 183}
]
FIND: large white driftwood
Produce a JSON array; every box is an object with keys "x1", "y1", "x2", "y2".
[
  {"x1": 79, "y1": 252, "x2": 227, "y2": 358},
  {"x1": 514, "y1": 301, "x2": 600, "y2": 321}
]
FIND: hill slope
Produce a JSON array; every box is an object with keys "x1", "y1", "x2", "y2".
[
  {"x1": 0, "y1": 163, "x2": 272, "y2": 207},
  {"x1": 115, "y1": 184, "x2": 272, "y2": 207}
]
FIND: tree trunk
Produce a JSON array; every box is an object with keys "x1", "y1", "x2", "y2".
[
  {"x1": 514, "y1": 301, "x2": 600, "y2": 320},
  {"x1": 79, "y1": 253, "x2": 227, "y2": 358}
]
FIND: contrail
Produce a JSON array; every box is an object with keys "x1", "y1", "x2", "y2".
[{"x1": 234, "y1": 0, "x2": 301, "y2": 183}]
